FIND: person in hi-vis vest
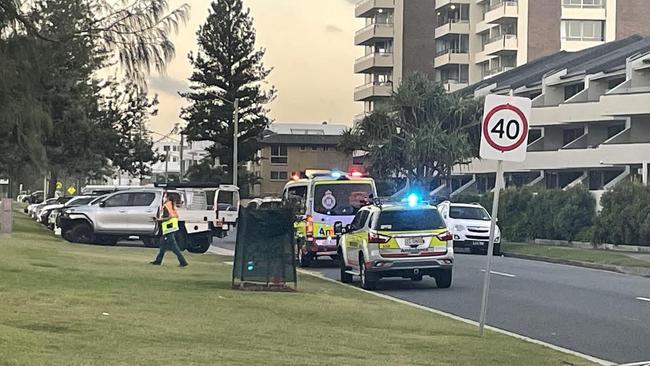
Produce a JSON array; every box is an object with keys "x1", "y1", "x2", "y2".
[{"x1": 150, "y1": 191, "x2": 188, "y2": 267}]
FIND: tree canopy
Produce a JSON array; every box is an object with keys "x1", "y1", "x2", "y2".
[
  {"x1": 181, "y1": 0, "x2": 275, "y2": 187},
  {"x1": 340, "y1": 73, "x2": 483, "y2": 193}
]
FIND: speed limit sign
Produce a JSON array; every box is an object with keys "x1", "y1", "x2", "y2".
[{"x1": 479, "y1": 95, "x2": 531, "y2": 162}]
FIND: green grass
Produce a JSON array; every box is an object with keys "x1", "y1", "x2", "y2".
[
  {"x1": 504, "y1": 242, "x2": 650, "y2": 268},
  {"x1": 0, "y1": 209, "x2": 595, "y2": 366}
]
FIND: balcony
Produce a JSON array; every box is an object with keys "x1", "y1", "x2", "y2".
[
  {"x1": 483, "y1": 0, "x2": 519, "y2": 24},
  {"x1": 354, "y1": 52, "x2": 394, "y2": 74},
  {"x1": 443, "y1": 80, "x2": 469, "y2": 93},
  {"x1": 355, "y1": 0, "x2": 395, "y2": 18},
  {"x1": 354, "y1": 82, "x2": 393, "y2": 101},
  {"x1": 434, "y1": 20, "x2": 470, "y2": 38},
  {"x1": 456, "y1": 142, "x2": 650, "y2": 174},
  {"x1": 601, "y1": 87, "x2": 650, "y2": 116},
  {"x1": 355, "y1": 23, "x2": 394, "y2": 46},
  {"x1": 483, "y1": 34, "x2": 518, "y2": 55},
  {"x1": 434, "y1": 49, "x2": 470, "y2": 67},
  {"x1": 435, "y1": 0, "x2": 471, "y2": 10},
  {"x1": 562, "y1": 4, "x2": 607, "y2": 20}
]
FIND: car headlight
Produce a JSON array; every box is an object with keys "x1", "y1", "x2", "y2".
[{"x1": 454, "y1": 224, "x2": 466, "y2": 232}]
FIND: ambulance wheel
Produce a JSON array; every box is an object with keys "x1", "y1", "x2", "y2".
[
  {"x1": 339, "y1": 251, "x2": 352, "y2": 284},
  {"x1": 360, "y1": 255, "x2": 377, "y2": 290}
]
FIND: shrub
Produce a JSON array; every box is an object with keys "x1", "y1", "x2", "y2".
[
  {"x1": 454, "y1": 186, "x2": 596, "y2": 242},
  {"x1": 594, "y1": 182, "x2": 650, "y2": 246}
]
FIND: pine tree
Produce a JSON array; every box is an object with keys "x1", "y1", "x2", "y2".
[{"x1": 181, "y1": 0, "x2": 275, "y2": 186}]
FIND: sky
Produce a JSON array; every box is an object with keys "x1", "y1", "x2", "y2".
[{"x1": 147, "y1": 0, "x2": 363, "y2": 135}]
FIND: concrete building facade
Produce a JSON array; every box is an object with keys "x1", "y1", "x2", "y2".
[
  {"x1": 250, "y1": 123, "x2": 357, "y2": 197},
  {"x1": 355, "y1": 0, "x2": 650, "y2": 111},
  {"x1": 446, "y1": 36, "x2": 650, "y2": 205},
  {"x1": 354, "y1": 0, "x2": 437, "y2": 114}
]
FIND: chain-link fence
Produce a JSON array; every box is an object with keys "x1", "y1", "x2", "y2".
[{"x1": 232, "y1": 206, "x2": 296, "y2": 290}]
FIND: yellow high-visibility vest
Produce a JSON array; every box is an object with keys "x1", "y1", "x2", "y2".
[{"x1": 162, "y1": 217, "x2": 179, "y2": 235}]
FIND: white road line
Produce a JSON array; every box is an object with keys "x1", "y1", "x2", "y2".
[
  {"x1": 617, "y1": 362, "x2": 650, "y2": 366},
  {"x1": 637, "y1": 297, "x2": 650, "y2": 303},
  {"x1": 480, "y1": 269, "x2": 517, "y2": 278},
  {"x1": 298, "y1": 269, "x2": 613, "y2": 366}
]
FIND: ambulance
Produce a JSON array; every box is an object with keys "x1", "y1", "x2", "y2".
[{"x1": 282, "y1": 170, "x2": 377, "y2": 267}]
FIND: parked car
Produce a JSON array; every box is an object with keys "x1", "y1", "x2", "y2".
[
  {"x1": 46, "y1": 195, "x2": 95, "y2": 230},
  {"x1": 437, "y1": 201, "x2": 501, "y2": 255},
  {"x1": 58, "y1": 185, "x2": 239, "y2": 253},
  {"x1": 23, "y1": 191, "x2": 44, "y2": 205},
  {"x1": 247, "y1": 197, "x2": 282, "y2": 210}
]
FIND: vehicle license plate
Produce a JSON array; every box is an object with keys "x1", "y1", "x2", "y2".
[{"x1": 405, "y1": 237, "x2": 425, "y2": 246}]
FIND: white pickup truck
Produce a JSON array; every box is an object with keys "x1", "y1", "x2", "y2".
[{"x1": 58, "y1": 184, "x2": 239, "y2": 253}]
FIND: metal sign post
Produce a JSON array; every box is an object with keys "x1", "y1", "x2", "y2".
[{"x1": 477, "y1": 94, "x2": 531, "y2": 336}]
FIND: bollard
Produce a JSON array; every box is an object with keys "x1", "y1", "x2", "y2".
[{"x1": 1, "y1": 199, "x2": 12, "y2": 234}]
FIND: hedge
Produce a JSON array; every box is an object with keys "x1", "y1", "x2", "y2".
[
  {"x1": 453, "y1": 186, "x2": 596, "y2": 242},
  {"x1": 593, "y1": 182, "x2": 650, "y2": 246}
]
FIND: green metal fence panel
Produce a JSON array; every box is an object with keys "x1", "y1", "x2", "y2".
[{"x1": 232, "y1": 207, "x2": 296, "y2": 289}]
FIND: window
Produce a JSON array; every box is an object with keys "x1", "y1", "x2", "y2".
[
  {"x1": 323, "y1": 146, "x2": 331, "y2": 152},
  {"x1": 313, "y1": 183, "x2": 373, "y2": 216},
  {"x1": 172, "y1": 157, "x2": 178, "y2": 163},
  {"x1": 562, "y1": 20, "x2": 605, "y2": 41},
  {"x1": 131, "y1": 192, "x2": 156, "y2": 207},
  {"x1": 607, "y1": 124, "x2": 625, "y2": 138},
  {"x1": 375, "y1": 209, "x2": 446, "y2": 231},
  {"x1": 299, "y1": 146, "x2": 307, "y2": 151},
  {"x1": 270, "y1": 171, "x2": 288, "y2": 181},
  {"x1": 564, "y1": 83, "x2": 584, "y2": 100},
  {"x1": 284, "y1": 185, "x2": 307, "y2": 214},
  {"x1": 270, "y1": 144, "x2": 288, "y2": 164},
  {"x1": 349, "y1": 210, "x2": 370, "y2": 232},
  {"x1": 172, "y1": 145, "x2": 178, "y2": 152},
  {"x1": 449, "y1": 206, "x2": 491, "y2": 221},
  {"x1": 163, "y1": 145, "x2": 170, "y2": 152},
  {"x1": 103, "y1": 193, "x2": 130, "y2": 208},
  {"x1": 563, "y1": 128, "x2": 584, "y2": 145},
  {"x1": 311, "y1": 146, "x2": 318, "y2": 151}
]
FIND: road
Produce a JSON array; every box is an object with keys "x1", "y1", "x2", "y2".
[{"x1": 213, "y1": 238, "x2": 650, "y2": 364}]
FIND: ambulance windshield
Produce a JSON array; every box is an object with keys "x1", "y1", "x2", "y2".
[{"x1": 313, "y1": 183, "x2": 373, "y2": 216}]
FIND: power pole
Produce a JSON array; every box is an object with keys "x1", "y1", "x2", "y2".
[
  {"x1": 233, "y1": 98, "x2": 239, "y2": 187},
  {"x1": 179, "y1": 133, "x2": 185, "y2": 179}
]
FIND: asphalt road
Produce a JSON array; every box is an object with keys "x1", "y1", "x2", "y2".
[{"x1": 214, "y1": 237, "x2": 650, "y2": 364}]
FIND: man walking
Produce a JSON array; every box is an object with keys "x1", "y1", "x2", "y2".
[{"x1": 150, "y1": 191, "x2": 188, "y2": 267}]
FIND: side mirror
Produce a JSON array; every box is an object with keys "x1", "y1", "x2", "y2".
[
  {"x1": 99, "y1": 201, "x2": 106, "y2": 208},
  {"x1": 345, "y1": 224, "x2": 352, "y2": 233},
  {"x1": 334, "y1": 221, "x2": 343, "y2": 235}
]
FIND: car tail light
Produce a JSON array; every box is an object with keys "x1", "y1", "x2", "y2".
[
  {"x1": 368, "y1": 231, "x2": 390, "y2": 244},
  {"x1": 306, "y1": 215, "x2": 314, "y2": 241},
  {"x1": 436, "y1": 231, "x2": 453, "y2": 241}
]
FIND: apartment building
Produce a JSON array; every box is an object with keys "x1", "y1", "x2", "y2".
[
  {"x1": 250, "y1": 123, "x2": 358, "y2": 197},
  {"x1": 353, "y1": 0, "x2": 436, "y2": 114},
  {"x1": 443, "y1": 35, "x2": 650, "y2": 206},
  {"x1": 434, "y1": 0, "x2": 650, "y2": 91},
  {"x1": 354, "y1": 0, "x2": 650, "y2": 108},
  {"x1": 150, "y1": 138, "x2": 211, "y2": 183}
]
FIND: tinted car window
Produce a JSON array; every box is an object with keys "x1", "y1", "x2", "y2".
[
  {"x1": 131, "y1": 192, "x2": 156, "y2": 207},
  {"x1": 313, "y1": 183, "x2": 372, "y2": 216},
  {"x1": 449, "y1": 206, "x2": 490, "y2": 221},
  {"x1": 376, "y1": 209, "x2": 446, "y2": 231},
  {"x1": 103, "y1": 193, "x2": 130, "y2": 208}
]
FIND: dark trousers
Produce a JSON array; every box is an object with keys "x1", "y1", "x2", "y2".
[{"x1": 154, "y1": 232, "x2": 187, "y2": 265}]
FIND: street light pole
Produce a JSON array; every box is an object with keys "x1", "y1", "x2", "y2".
[{"x1": 233, "y1": 98, "x2": 239, "y2": 187}]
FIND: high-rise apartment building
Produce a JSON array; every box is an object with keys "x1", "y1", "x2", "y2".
[
  {"x1": 353, "y1": 0, "x2": 436, "y2": 114},
  {"x1": 355, "y1": 0, "x2": 650, "y2": 110}
]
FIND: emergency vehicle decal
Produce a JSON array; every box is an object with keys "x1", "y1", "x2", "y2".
[{"x1": 321, "y1": 190, "x2": 336, "y2": 210}]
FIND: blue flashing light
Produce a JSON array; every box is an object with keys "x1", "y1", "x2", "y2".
[
  {"x1": 407, "y1": 193, "x2": 418, "y2": 207},
  {"x1": 331, "y1": 171, "x2": 342, "y2": 179}
]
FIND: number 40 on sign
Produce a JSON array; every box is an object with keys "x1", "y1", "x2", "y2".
[{"x1": 479, "y1": 94, "x2": 531, "y2": 162}]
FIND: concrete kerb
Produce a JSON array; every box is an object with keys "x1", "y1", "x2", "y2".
[
  {"x1": 210, "y1": 246, "x2": 614, "y2": 366},
  {"x1": 503, "y1": 252, "x2": 650, "y2": 278}
]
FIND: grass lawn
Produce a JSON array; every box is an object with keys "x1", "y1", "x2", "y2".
[
  {"x1": 504, "y1": 242, "x2": 650, "y2": 268},
  {"x1": 0, "y1": 208, "x2": 595, "y2": 366}
]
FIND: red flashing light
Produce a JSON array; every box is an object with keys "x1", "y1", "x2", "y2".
[{"x1": 350, "y1": 171, "x2": 363, "y2": 178}]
